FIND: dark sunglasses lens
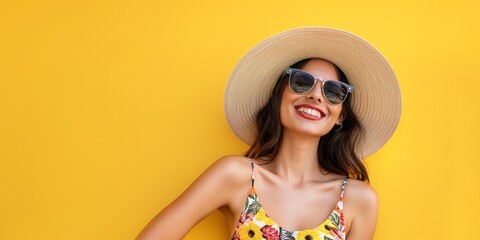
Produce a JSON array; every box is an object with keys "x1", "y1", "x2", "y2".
[
  {"x1": 324, "y1": 81, "x2": 348, "y2": 104},
  {"x1": 290, "y1": 71, "x2": 314, "y2": 93}
]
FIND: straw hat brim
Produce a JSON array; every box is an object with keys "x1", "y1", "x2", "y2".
[{"x1": 224, "y1": 27, "x2": 401, "y2": 158}]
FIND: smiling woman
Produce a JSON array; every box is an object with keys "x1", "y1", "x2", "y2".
[{"x1": 136, "y1": 27, "x2": 401, "y2": 240}]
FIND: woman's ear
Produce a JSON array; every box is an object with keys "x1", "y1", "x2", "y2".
[{"x1": 337, "y1": 110, "x2": 346, "y2": 125}]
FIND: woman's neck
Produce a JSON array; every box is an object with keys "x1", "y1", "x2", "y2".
[{"x1": 270, "y1": 130, "x2": 324, "y2": 185}]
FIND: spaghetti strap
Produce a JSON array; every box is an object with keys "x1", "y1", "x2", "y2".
[
  {"x1": 247, "y1": 158, "x2": 255, "y2": 187},
  {"x1": 340, "y1": 178, "x2": 348, "y2": 198}
]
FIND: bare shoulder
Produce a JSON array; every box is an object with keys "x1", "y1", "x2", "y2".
[
  {"x1": 343, "y1": 179, "x2": 379, "y2": 221},
  {"x1": 208, "y1": 155, "x2": 252, "y2": 187},
  {"x1": 209, "y1": 155, "x2": 254, "y2": 220},
  {"x1": 344, "y1": 179, "x2": 378, "y2": 204},
  {"x1": 343, "y1": 179, "x2": 379, "y2": 237}
]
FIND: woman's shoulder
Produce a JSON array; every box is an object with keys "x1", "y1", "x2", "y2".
[
  {"x1": 212, "y1": 155, "x2": 252, "y2": 174},
  {"x1": 207, "y1": 155, "x2": 253, "y2": 186},
  {"x1": 343, "y1": 179, "x2": 379, "y2": 236},
  {"x1": 344, "y1": 179, "x2": 378, "y2": 202},
  {"x1": 344, "y1": 179, "x2": 378, "y2": 213}
]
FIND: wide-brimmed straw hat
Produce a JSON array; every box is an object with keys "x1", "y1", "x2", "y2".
[{"x1": 224, "y1": 27, "x2": 401, "y2": 158}]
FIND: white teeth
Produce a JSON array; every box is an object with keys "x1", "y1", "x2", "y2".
[{"x1": 297, "y1": 107, "x2": 321, "y2": 118}]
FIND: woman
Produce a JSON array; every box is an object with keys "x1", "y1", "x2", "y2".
[{"x1": 137, "y1": 27, "x2": 401, "y2": 240}]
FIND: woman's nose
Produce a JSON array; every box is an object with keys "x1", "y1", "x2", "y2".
[{"x1": 305, "y1": 81, "x2": 324, "y2": 102}]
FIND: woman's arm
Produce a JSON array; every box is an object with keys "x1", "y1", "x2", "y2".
[
  {"x1": 344, "y1": 180, "x2": 379, "y2": 240},
  {"x1": 136, "y1": 156, "x2": 251, "y2": 240}
]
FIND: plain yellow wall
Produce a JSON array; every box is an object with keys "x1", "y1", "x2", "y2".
[{"x1": 1, "y1": 0, "x2": 479, "y2": 239}]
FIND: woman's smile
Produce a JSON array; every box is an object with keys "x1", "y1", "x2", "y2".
[{"x1": 295, "y1": 104, "x2": 325, "y2": 120}]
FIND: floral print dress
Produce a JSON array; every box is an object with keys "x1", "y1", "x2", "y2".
[{"x1": 231, "y1": 159, "x2": 347, "y2": 240}]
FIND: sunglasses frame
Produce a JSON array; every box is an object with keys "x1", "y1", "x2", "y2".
[{"x1": 285, "y1": 67, "x2": 353, "y2": 105}]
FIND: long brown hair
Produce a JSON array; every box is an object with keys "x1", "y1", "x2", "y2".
[{"x1": 244, "y1": 58, "x2": 369, "y2": 182}]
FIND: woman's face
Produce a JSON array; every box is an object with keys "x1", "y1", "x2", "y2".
[{"x1": 280, "y1": 59, "x2": 344, "y2": 137}]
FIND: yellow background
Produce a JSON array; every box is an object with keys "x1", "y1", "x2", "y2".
[{"x1": 1, "y1": 0, "x2": 479, "y2": 239}]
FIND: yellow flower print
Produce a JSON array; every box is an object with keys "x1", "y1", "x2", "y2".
[
  {"x1": 319, "y1": 218, "x2": 334, "y2": 236},
  {"x1": 297, "y1": 229, "x2": 320, "y2": 240},
  {"x1": 256, "y1": 208, "x2": 275, "y2": 225},
  {"x1": 239, "y1": 221, "x2": 262, "y2": 240}
]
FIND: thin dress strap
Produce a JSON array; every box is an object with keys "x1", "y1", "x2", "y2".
[
  {"x1": 247, "y1": 158, "x2": 255, "y2": 187},
  {"x1": 340, "y1": 177, "x2": 348, "y2": 198}
]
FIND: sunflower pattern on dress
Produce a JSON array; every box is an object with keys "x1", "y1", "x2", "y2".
[{"x1": 231, "y1": 159, "x2": 347, "y2": 240}]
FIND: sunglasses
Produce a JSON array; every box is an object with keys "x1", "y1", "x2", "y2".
[{"x1": 285, "y1": 68, "x2": 353, "y2": 105}]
